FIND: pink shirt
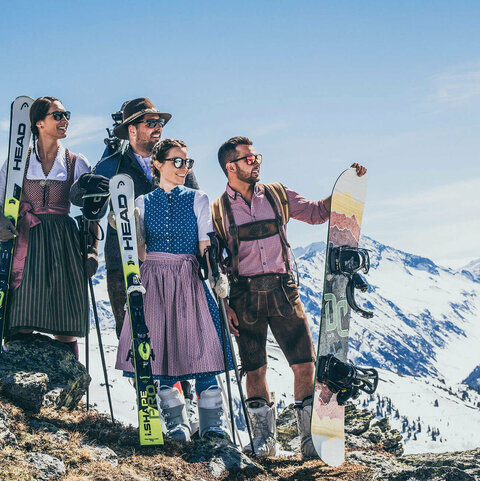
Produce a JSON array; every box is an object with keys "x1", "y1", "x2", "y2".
[{"x1": 220, "y1": 183, "x2": 329, "y2": 276}]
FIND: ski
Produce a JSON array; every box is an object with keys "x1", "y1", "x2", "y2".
[
  {"x1": 0, "y1": 96, "x2": 34, "y2": 343},
  {"x1": 110, "y1": 173, "x2": 163, "y2": 446},
  {"x1": 311, "y1": 167, "x2": 370, "y2": 466}
]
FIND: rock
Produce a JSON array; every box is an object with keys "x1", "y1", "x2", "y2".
[
  {"x1": 0, "y1": 336, "x2": 90, "y2": 412},
  {"x1": 31, "y1": 419, "x2": 71, "y2": 443},
  {"x1": 277, "y1": 403, "x2": 300, "y2": 451},
  {"x1": 0, "y1": 406, "x2": 17, "y2": 447},
  {"x1": 348, "y1": 448, "x2": 480, "y2": 480},
  {"x1": 188, "y1": 437, "x2": 260, "y2": 478},
  {"x1": 81, "y1": 441, "x2": 118, "y2": 466},
  {"x1": 24, "y1": 452, "x2": 66, "y2": 480},
  {"x1": 345, "y1": 404, "x2": 375, "y2": 435},
  {"x1": 0, "y1": 371, "x2": 48, "y2": 412}
]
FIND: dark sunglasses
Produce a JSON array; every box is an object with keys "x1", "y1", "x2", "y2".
[
  {"x1": 229, "y1": 154, "x2": 262, "y2": 165},
  {"x1": 46, "y1": 111, "x2": 71, "y2": 121},
  {"x1": 134, "y1": 118, "x2": 165, "y2": 129},
  {"x1": 163, "y1": 157, "x2": 194, "y2": 169}
]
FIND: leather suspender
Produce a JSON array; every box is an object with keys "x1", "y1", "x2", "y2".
[{"x1": 221, "y1": 187, "x2": 292, "y2": 279}]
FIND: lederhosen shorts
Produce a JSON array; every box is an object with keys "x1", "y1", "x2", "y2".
[{"x1": 229, "y1": 273, "x2": 315, "y2": 372}]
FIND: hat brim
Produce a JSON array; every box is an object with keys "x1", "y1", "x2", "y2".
[{"x1": 113, "y1": 109, "x2": 172, "y2": 140}]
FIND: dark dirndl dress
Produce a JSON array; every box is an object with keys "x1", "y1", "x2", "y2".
[{"x1": 6, "y1": 150, "x2": 88, "y2": 337}]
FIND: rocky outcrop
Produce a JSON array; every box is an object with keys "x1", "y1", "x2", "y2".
[
  {"x1": 348, "y1": 449, "x2": 480, "y2": 480},
  {"x1": 0, "y1": 336, "x2": 90, "y2": 412},
  {"x1": 277, "y1": 402, "x2": 404, "y2": 456}
]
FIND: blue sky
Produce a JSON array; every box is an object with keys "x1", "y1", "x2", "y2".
[{"x1": 1, "y1": 1, "x2": 479, "y2": 264}]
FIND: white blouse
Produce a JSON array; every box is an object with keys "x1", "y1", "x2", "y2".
[
  {"x1": 0, "y1": 143, "x2": 90, "y2": 202},
  {"x1": 135, "y1": 189, "x2": 213, "y2": 243}
]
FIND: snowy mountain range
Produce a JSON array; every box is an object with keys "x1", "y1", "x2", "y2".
[{"x1": 82, "y1": 235, "x2": 480, "y2": 455}]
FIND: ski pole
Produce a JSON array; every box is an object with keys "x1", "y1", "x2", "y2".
[
  {"x1": 207, "y1": 232, "x2": 255, "y2": 454},
  {"x1": 75, "y1": 215, "x2": 91, "y2": 412},
  {"x1": 76, "y1": 215, "x2": 114, "y2": 420},
  {"x1": 215, "y1": 288, "x2": 236, "y2": 445},
  {"x1": 88, "y1": 276, "x2": 115, "y2": 422}
]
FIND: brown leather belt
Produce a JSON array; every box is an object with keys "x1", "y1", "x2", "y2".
[{"x1": 232, "y1": 273, "x2": 290, "y2": 291}]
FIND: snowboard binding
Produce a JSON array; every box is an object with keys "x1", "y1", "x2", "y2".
[
  {"x1": 329, "y1": 246, "x2": 370, "y2": 275},
  {"x1": 329, "y1": 246, "x2": 373, "y2": 318},
  {"x1": 317, "y1": 354, "x2": 378, "y2": 405}
]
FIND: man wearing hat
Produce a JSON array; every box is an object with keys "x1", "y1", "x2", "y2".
[{"x1": 72, "y1": 98, "x2": 198, "y2": 338}]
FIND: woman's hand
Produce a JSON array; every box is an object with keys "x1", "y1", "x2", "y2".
[{"x1": 0, "y1": 214, "x2": 18, "y2": 242}]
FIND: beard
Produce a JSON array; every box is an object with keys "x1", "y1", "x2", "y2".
[{"x1": 237, "y1": 168, "x2": 259, "y2": 185}]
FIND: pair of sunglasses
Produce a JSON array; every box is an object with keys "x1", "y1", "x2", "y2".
[
  {"x1": 134, "y1": 118, "x2": 165, "y2": 129},
  {"x1": 46, "y1": 111, "x2": 71, "y2": 121},
  {"x1": 229, "y1": 153, "x2": 263, "y2": 165},
  {"x1": 163, "y1": 157, "x2": 194, "y2": 170}
]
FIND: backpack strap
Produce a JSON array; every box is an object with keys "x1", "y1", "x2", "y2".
[
  {"x1": 211, "y1": 193, "x2": 228, "y2": 246},
  {"x1": 263, "y1": 183, "x2": 300, "y2": 285},
  {"x1": 262, "y1": 184, "x2": 292, "y2": 276},
  {"x1": 264, "y1": 182, "x2": 290, "y2": 224}
]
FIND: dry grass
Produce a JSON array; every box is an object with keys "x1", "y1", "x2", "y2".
[{"x1": 0, "y1": 397, "x2": 374, "y2": 481}]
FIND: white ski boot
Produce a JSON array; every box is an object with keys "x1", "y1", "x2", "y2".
[
  {"x1": 157, "y1": 386, "x2": 191, "y2": 442},
  {"x1": 295, "y1": 396, "x2": 318, "y2": 458},
  {"x1": 198, "y1": 386, "x2": 228, "y2": 439},
  {"x1": 244, "y1": 397, "x2": 277, "y2": 457},
  {"x1": 183, "y1": 384, "x2": 199, "y2": 437}
]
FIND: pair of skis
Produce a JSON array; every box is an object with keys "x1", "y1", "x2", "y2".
[{"x1": 0, "y1": 96, "x2": 34, "y2": 343}]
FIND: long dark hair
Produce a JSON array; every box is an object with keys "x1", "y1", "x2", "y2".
[{"x1": 30, "y1": 96, "x2": 61, "y2": 154}]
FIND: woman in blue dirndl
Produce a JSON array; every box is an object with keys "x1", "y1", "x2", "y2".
[{"x1": 116, "y1": 139, "x2": 232, "y2": 441}]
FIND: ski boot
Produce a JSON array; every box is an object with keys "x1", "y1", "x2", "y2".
[
  {"x1": 294, "y1": 395, "x2": 317, "y2": 459},
  {"x1": 317, "y1": 354, "x2": 378, "y2": 405},
  {"x1": 181, "y1": 380, "x2": 199, "y2": 437},
  {"x1": 157, "y1": 386, "x2": 191, "y2": 441},
  {"x1": 243, "y1": 397, "x2": 277, "y2": 457},
  {"x1": 198, "y1": 386, "x2": 228, "y2": 439}
]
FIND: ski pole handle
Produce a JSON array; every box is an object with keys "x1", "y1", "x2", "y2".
[{"x1": 207, "y1": 232, "x2": 220, "y2": 280}]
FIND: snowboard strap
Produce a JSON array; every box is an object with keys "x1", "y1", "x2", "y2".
[
  {"x1": 317, "y1": 354, "x2": 379, "y2": 406},
  {"x1": 329, "y1": 246, "x2": 373, "y2": 318}
]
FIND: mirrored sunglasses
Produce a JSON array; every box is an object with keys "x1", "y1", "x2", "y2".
[
  {"x1": 230, "y1": 154, "x2": 262, "y2": 165},
  {"x1": 164, "y1": 157, "x2": 194, "y2": 170},
  {"x1": 46, "y1": 111, "x2": 71, "y2": 121}
]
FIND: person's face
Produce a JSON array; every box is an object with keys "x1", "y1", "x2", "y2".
[
  {"x1": 228, "y1": 144, "x2": 260, "y2": 185},
  {"x1": 36, "y1": 100, "x2": 69, "y2": 140},
  {"x1": 154, "y1": 146, "x2": 189, "y2": 187},
  {"x1": 129, "y1": 113, "x2": 163, "y2": 154}
]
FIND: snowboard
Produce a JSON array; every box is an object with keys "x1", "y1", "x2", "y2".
[{"x1": 311, "y1": 167, "x2": 368, "y2": 466}]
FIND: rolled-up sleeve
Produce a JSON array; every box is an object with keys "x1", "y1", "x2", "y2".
[{"x1": 286, "y1": 186, "x2": 329, "y2": 225}]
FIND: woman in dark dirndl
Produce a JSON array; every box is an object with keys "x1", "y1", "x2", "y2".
[{"x1": 0, "y1": 96, "x2": 92, "y2": 358}]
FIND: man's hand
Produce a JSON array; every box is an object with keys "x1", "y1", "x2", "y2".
[
  {"x1": 0, "y1": 215, "x2": 19, "y2": 242},
  {"x1": 79, "y1": 173, "x2": 110, "y2": 195},
  {"x1": 351, "y1": 162, "x2": 367, "y2": 177},
  {"x1": 225, "y1": 302, "x2": 240, "y2": 337}
]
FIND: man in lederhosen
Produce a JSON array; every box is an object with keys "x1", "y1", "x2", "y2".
[{"x1": 212, "y1": 136, "x2": 366, "y2": 458}]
